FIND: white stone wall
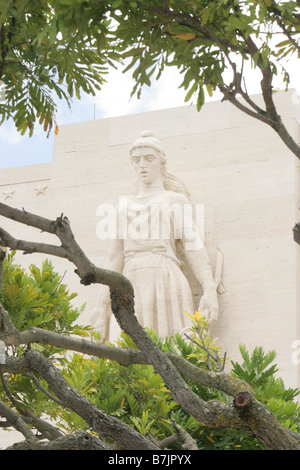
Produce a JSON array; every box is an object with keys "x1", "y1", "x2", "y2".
[{"x1": 1, "y1": 90, "x2": 300, "y2": 392}]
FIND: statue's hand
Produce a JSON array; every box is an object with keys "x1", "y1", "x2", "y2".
[{"x1": 199, "y1": 286, "x2": 219, "y2": 325}]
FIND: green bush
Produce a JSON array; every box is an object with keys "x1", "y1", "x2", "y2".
[{"x1": 1, "y1": 254, "x2": 300, "y2": 449}]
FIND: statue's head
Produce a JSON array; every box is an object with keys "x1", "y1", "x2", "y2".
[
  {"x1": 130, "y1": 131, "x2": 190, "y2": 199},
  {"x1": 130, "y1": 131, "x2": 167, "y2": 167}
]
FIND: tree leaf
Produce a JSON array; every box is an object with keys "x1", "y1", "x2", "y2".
[{"x1": 174, "y1": 32, "x2": 196, "y2": 41}]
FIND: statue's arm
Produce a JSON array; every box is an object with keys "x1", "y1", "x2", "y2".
[
  {"x1": 183, "y1": 247, "x2": 215, "y2": 290},
  {"x1": 184, "y1": 247, "x2": 219, "y2": 324},
  {"x1": 174, "y1": 191, "x2": 218, "y2": 324}
]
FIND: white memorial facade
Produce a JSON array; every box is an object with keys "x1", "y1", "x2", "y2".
[{"x1": 1, "y1": 90, "x2": 300, "y2": 391}]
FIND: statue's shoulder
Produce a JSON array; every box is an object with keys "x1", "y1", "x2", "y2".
[{"x1": 164, "y1": 190, "x2": 190, "y2": 205}]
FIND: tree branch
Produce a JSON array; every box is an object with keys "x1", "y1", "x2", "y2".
[
  {"x1": 0, "y1": 398, "x2": 36, "y2": 442},
  {"x1": 3, "y1": 351, "x2": 158, "y2": 451},
  {"x1": 26, "y1": 350, "x2": 159, "y2": 450},
  {"x1": 109, "y1": 289, "x2": 300, "y2": 449},
  {"x1": 0, "y1": 318, "x2": 253, "y2": 397},
  {"x1": 0, "y1": 203, "x2": 57, "y2": 234},
  {"x1": 5, "y1": 430, "x2": 111, "y2": 450},
  {"x1": 0, "y1": 246, "x2": 6, "y2": 287},
  {"x1": 1, "y1": 203, "x2": 300, "y2": 449},
  {"x1": 23, "y1": 372, "x2": 64, "y2": 407},
  {"x1": 21, "y1": 410, "x2": 63, "y2": 441},
  {"x1": 170, "y1": 418, "x2": 198, "y2": 450},
  {"x1": 0, "y1": 202, "x2": 133, "y2": 295},
  {"x1": 0, "y1": 227, "x2": 69, "y2": 259},
  {"x1": 276, "y1": 17, "x2": 300, "y2": 54}
]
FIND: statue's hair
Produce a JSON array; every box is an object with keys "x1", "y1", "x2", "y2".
[{"x1": 130, "y1": 131, "x2": 191, "y2": 199}]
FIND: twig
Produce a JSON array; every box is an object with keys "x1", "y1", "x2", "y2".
[
  {"x1": 184, "y1": 328, "x2": 226, "y2": 372},
  {"x1": 158, "y1": 433, "x2": 180, "y2": 449},
  {"x1": 23, "y1": 372, "x2": 64, "y2": 407},
  {"x1": 0, "y1": 398, "x2": 36, "y2": 441},
  {"x1": 0, "y1": 246, "x2": 7, "y2": 288},
  {"x1": 171, "y1": 418, "x2": 198, "y2": 450}
]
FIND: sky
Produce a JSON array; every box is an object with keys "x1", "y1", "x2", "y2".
[
  {"x1": 0, "y1": 66, "x2": 189, "y2": 169},
  {"x1": 0, "y1": 54, "x2": 299, "y2": 170}
]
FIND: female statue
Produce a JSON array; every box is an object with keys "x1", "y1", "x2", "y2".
[{"x1": 93, "y1": 131, "x2": 218, "y2": 342}]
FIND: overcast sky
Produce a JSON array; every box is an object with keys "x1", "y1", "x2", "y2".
[{"x1": 0, "y1": 55, "x2": 299, "y2": 170}]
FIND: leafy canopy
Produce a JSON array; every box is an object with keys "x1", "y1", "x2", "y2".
[
  {"x1": 0, "y1": 251, "x2": 89, "y2": 340},
  {"x1": 0, "y1": 252, "x2": 90, "y2": 424},
  {"x1": 0, "y1": 1, "x2": 299, "y2": 138},
  {"x1": 0, "y1": 0, "x2": 119, "y2": 136},
  {"x1": 111, "y1": 0, "x2": 299, "y2": 109}
]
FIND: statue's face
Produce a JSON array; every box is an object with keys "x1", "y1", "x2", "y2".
[{"x1": 131, "y1": 146, "x2": 162, "y2": 185}]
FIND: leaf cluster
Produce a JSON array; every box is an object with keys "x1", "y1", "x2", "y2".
[
  {"x1": 109, "y1": 0, "x2": 300, "y2": 110},
  {"x1": 0, "y1": 251, "x2": 89, "y2": 347},
  {"x1": 1, "y1": 255, "x2": 300, "y2": 449},
  {"x1": 0, "y1": 0, "x2": 299, "y2": 137},
  {"x1": 0, "y1": 0, "x2": 119, "y2": 136},
  {"x1": 0, "y1": 252, "x2": 90, "y2": 424},
  {"x1": 231, "y1": 344, "x2": 300, "y2": 433}
]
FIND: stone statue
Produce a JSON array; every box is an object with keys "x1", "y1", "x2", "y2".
[{"x1": 92, "y1": 131, "x2": 219, "y2": 342}]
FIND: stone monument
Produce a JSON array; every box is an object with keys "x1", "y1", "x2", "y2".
[
  {"x1": 91, "y1": 130, "x2": 222, "y2": 342},
  {"x1": 0, "y1": 90, "x2": 299, "y2": 391}
]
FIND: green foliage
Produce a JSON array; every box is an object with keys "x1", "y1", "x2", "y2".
[
  {"x1": 109, "y1": 0, "x2": 300, "y2": 109},
  {"x1": 0, "y1": 251, "x2": 88, "y2": 339},
  {"x1": 231, "y1": 344, "x2": 300, "y2": 434},
  {"x1": 0, "y1": 252, "x2": 90, "y2": 422},
  {"x1": 58, "y1": 342, "x2": 177, "y2": 440},
  {"x1": 1, "y1": 254, "x2": 300, "y2": 448},
  {"x1": 184, "y1": 310, "x2": 229, "y2": 371},
  {"x1": 0, "y1": 1, "x2": 299, "y2": 137},
  {"x1": 231, "y1": 344, "x2": 278, "y2": 389},
  {"x1": 0, "y1": 0, "x2": 119, "y2": 136}
]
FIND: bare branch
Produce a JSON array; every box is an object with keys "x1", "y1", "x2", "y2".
[
  {"x1": 0, "y1": 366, "x2": 61, "y2": 441},
  {"x1": 5, "y1": 430, "x2": 111, "y2": 450},
  {"x1": 293, "y1": 223, "x2": 300, "y2": 245},
  {"x1": 25, "y1": 349, "x2": 159, "y2": 450},
  {"x1": 23, "y1": 372, "x2": 64, "y2": 407},
  {"x1": 21, "y1": 411, "x2": 63, "y2": 441},
  {"x1": 0, "y1": 398, "x2": 36, "y2": 442},
  {"x1": 0, "y1": 227, "x2": 69, "y2": 259},
  {"x1": 0, "y1": 318, "x2": 253, "y2": 397},
  {"x1": 158, "y1": 433, "x2": 180, "y2": 449},
  {"x1": 0, "y1": 202, "x2": 134, "y2": 295},
  {"x1": 1, "y1": 202, "x2": 300, "y2": 449},
  {"x1": 0, "y1": 203, "x2": 56, "y2": 234},
  {"x1": 171, "y1": 418, "x2": 198, "y2": 450},
  {"x1": 0, "y1": 246, "x2": 6, "y2": 288},
  {"x1": 0, "y1": 304, "x2": 16, "y2": 336}
]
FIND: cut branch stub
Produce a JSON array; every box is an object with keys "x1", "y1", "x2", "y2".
[
  {"x1": 293, "y1": 223, "x2": 300, "y2": 245},
  {"x1": 233, "y1": 391, "x2": 252, "y2": 411},
  {"x1": 74, "y1": 267, "x2": 97, "y2": 285}
]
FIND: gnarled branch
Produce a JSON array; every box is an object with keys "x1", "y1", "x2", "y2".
[{"x1": 1, "y1": 202, "x2": 300, "y2": 450}]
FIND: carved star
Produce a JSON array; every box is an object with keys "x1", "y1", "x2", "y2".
[
  {"x1": 34, "y1": 185, "x2": 48, "y2": 196},
  {"x1": 2, "y1": 190, "x2": 15, "y2": 200}
]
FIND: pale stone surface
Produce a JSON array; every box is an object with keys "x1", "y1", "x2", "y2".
[{"x1": 0, "y1": 91, "x2": 299, "y2": 410}]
